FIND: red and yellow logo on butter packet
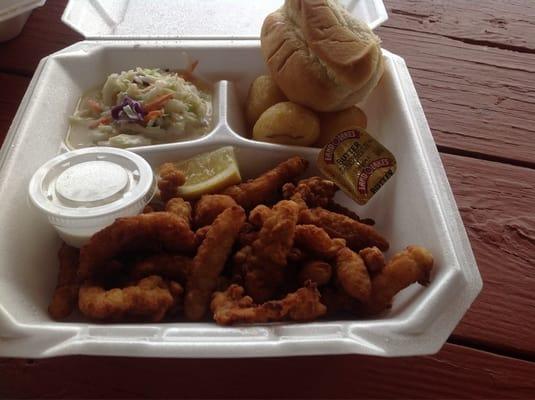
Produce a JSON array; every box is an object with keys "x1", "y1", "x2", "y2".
[{"x1": 317, "y1": 128, "x2": 396, "y2": 205}]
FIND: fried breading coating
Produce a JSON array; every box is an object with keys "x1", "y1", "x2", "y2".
[
  {"x1": 78, "y1": 275, "x2": 180, "y2": 322},
  {"x1": 335, "y1": 247, "x2": 371, "y2": 303},
  {"x1": 165, "y1": 198, "x2": 192, "y2": 227},
  {"x1": 244, "y1": 200, "x2": 300, "y2": 302},
  {"x1": 143, "y1": 201, "x2": 165, "y2": 214},
  {"x1": 298, "y1": 260, "x2": 332, "y2": 286},
  {"x1": 143, "y1": 205, "x2": 156, "y2": 214},
  {"x1": 193, "y1": 194, "x2": 238, "y2": 228},
  {"x1": 299, "y1": 207, "x2": 389, "y2": 251},
  {"x1": 320, "y1": 286, "x2": 355, "y2": 315},
  {"x1": 221, "y1": 156, "x2": 308, "y2": 209},
  {"x1": 79, "y1": 212, "x2": 196, "y2": 280},
  {"x1": 325, "y1": 201, "x2": 375, "y2": 225},
  {"x1": 185, "y1": 206, "x2": 246, "y2": 320},
  {"x1": 158, "y1": 163, "x2": 186, "y2": 202},
  {"x1": 359, "y1": 247, "x2": 385, "y2": 276},
  {"x1": 282, "y1": 176, "x2": 338, "y2": 208},
  {"x1": 294, "y1": 224, "x2": 346, "y2": 259},
  {"x1": 238, "y1": 223, "x2": 259, "y2": 246},
  {"x1": 194, "y1": 225, "x2": 211, "y2": 247},
  {"x1": 364, "y1": 245, "x2": 433, "y2": 314},
  {"x1": 130, "y1": 253, "x2": 193, "y2": 283},
  {"x1": 248, "y1": 204, "x2": 272, "y2": 228},
  {"x1": 287, "y1": 247, "x2": 305, "y2": 264},
  {"x1": 211, "y1": 282, "x2": 327, "y2": 325},
  {"x1": 48, "y1": 243, "x2": 80, "y2": 320}
]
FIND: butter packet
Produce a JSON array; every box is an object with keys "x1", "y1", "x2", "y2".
[{"x1": 317, "y1": 128, "x2": 396, "y2": 205}]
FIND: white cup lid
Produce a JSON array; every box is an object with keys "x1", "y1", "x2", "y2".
[{"x1": 29, "y1": 147, "x2": 155, "y2": 226}]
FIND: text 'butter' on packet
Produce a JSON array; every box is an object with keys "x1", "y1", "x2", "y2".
[{"x1": 317, "y1": 128, "x2": 397, "y2": 205}]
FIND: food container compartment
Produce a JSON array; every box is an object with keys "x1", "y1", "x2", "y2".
[
  {"x1": 0, "y1": 40, "x2": 482, "y2": 358},
  {"x1": 0, "y1": 0, "x2": 45, "y2": 42}
]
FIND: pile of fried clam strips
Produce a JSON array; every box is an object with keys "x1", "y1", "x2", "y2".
[{"x1": 48, "y1": 156, "x2": 433, "y2": 325}]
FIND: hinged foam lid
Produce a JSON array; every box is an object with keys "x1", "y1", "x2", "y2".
[{"x1": 61, "y1": 0, "x2": 388, "y2": 39}]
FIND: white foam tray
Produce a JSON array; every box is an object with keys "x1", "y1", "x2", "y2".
[
  {"x1": 61, "y1": 0, "x2": 388, "y2": 39},
  {"x1": 0, "y1": 39, "x2": 482, "y2": 358}
]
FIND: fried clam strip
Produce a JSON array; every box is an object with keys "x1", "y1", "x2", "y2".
[
  {"x1": 211, "y1": 282, "x2": 327, "y2": 325},
  {"x1": 237, "y1": 223, "x2": 259, "y2": 247},
  {"x1": 193, "y1": 194, "x2": 238, "y2": 228},
  {"x1": 325, "y1": 201, "x2": 375, "y2": 225},
  {"x1": 48, "y1": 243, "x2": 80, "y2": 320},
  {"x1": 248, "y1": 204, "x2": 272, "y2": 228},
  {"x1": 359, "y1": 246, "x2": 385, "y2": 276},
  {"x1": 79, "y1": 275, "x2": 183, "y2": 322},
  {"x1": 244, "y1": 200, "x2": 300, "y2": 303},
  {"x1": 282, "y1": 176, "x2": 338, "y2": 208},
  {"x1": 158, "y1": 162, "x2": 186, "y2": 202},
  {"x1": 222, "y1": 156, "x2": 308, "y2": 209},
  {"x1": 335, "y1": 247, "x2": 371, "y2": 303},
  {"x1": 298, "y1": 260, "x2": 332, "y2": 286},
  {"x1": 129, "y1": 253, "x2": 193, "y2": 283},
  {"x1": 165, "y1": 198, "x2": 192, "y2": 228},
  {"x1": 185, "y1": 206, "x2": 246, "y2": 320},
  {"x1": 78, "y1": 212, "x2": 196, "y2": 280},
  {"x1": 294, "y1": 224, "x2": 346, "y2": 259},
  {"x1": 362, "y1": 245, "x2": 434, "y2": 315},
  {"x1": 299, "y1": 207, "x2": 389, "y2": 251},
  {"x1": 194, "y1": 225, "x2": 211, "y2": 247}
]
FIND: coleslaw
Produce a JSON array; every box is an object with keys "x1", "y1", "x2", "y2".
[{"x1": 68, "y1": 67, "x2": 212, "y2": 148}]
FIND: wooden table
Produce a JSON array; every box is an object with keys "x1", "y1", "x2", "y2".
[{"x1": 1, "y1": 1, "x2": 534, "y2": 398}]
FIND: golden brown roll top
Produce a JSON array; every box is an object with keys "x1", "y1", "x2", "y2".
[{"x1": 261, "y1": 0, "x2": 384, "y2": 112}]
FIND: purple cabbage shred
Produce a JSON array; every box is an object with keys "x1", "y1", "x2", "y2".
[{"x1": 111, "y1": 95, "x2": 146, "y2": 122}]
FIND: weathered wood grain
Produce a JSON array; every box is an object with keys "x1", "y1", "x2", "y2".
[
  {"x1": 384, "y1": 0, "x2": 535, "y2": 52},
  {"x1": 1, "y1": 344, "x2": 534, "y2": 399},
  {"x1": 0, "y1": 0, "x2": 82, "y2": 76},
  {"x1": 377, "y1": 26, "x2": 535, "y2": 166},
  {"x1": 442, "y1": 153, "x2": 535, "y2": 356},
  {"x1": 0, "y1": 73, "x2": 30, "y2": 142}
]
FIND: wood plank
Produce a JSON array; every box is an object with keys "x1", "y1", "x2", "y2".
[
  {"x1": 376, "y1": 26, "x2": 535, "y2": 166},
  {"x1": 1, "y1": 344, "x2": 534, "y2": 399},
  {"x1": 0, "y1": 73, "x2": 30, "y2": 143},
  {"x1": 442, "y1": 153, "x2": 535, "y2": 355},
  {"x1": 384, "y1": 0, "x2": 535, "y2": 51},
  {"x1": 0, "y1": 0, "x2": 81, "y2": 76}
]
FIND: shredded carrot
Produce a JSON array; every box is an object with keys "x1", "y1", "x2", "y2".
[
  {"x1": 180, "y1": 59, "x2": 199, "y2": 82},
  {"x1": 144, "y1": 110, "x2": 163, "y2": 123},
  {"x1": 144, "y1": 93, "x2": 174, "y2": 112},
  {"x1": 86, "y1": 99, "x2": 102, "y2": 114},
  {"x1": 89, "y1": 116, "x2": 111, "y2": 129}
]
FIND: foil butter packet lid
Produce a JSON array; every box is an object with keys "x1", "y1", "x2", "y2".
[{"x1": 318, "y1": 128, "x2": 397, "y2": 205}]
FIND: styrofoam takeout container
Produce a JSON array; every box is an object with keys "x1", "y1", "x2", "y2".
[
  {"x1": 0, "y1": 0, "x2": 45, "y2": 42},
  {"x1": 0, "y1": 0, "x2": 481, "y2": 358}
]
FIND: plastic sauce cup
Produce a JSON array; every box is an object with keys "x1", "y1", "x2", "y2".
[{"x1": 28, "y1": 147, "x2": 155, "y2": 247}]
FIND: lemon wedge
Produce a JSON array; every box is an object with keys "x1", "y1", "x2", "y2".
[{"x1": 172, "y1": 146, "x2": 242, "y2": 200}]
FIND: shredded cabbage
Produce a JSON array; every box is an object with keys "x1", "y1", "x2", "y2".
[{"x1": 70, "y1": 67, "x2": 212, "y2": 148}]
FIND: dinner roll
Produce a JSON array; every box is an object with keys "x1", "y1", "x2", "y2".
[
  {"x1": 261, "y1": 0, "x2": 384, "y2": 112},
  {"x1": 253, "y1": 101, "x2": 320, "y2": 146},
  {"x1": 245, "y1": 75, "x2": 287, "y2": 127},
  {"x1": 315, "y1": 106, "x2": 367, "y2": 147}
]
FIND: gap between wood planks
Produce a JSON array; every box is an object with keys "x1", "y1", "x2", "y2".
[
  {"x1": 438, "y1": 144, "x2": 535, "y2": 170},
  {"x1": 385, "y1": 22, "x2": 535, "y2": 55},
  {"x1": 449, "y1": 336, "x2": 535, "y2": 364}
]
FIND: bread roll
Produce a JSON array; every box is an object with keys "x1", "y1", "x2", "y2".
[
  {"x1": 253, "y1": 101, "x2": 320, "y2": 146},
  {"x1": 315, "y1": 106, "x2": 367, "y2": 147},
  {"x1": 245, "y1": 75, "x2": 287, "y2": 127},
  {"x1": 261, "y1": 0, "x2": 384, "y2": 112}
]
